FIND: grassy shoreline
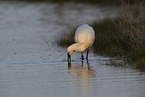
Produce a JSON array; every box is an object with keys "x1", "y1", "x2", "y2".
[{"x1": 57, "y1": 2, "x2": 145, "y2": 69}]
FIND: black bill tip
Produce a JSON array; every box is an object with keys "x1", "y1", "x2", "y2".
[{"x1": 67, "y1": 53, "x2": 71, "y2": 63}]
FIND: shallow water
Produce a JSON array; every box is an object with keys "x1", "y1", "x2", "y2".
[{"x1": 0, "y1": 1, "x2": 145, "y2": 97}]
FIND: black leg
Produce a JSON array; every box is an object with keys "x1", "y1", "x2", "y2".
[
  {"x1": 68, "y1": 62, "x2": 71, "y2": 68},
  {"x1": 87, "y1": 59, "x2": 90, "y2": 69},
  {"x1": 86, "y1": 50, "x2": 89, "y2": 60},
  {"x1": 68, "y1": 59, "x2": 71, "y2": 65},
  {"x1": 81, "y1": 52, "x2": 84, "y2": 60}
]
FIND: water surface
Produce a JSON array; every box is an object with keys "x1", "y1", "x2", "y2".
[{"x1": 0, "y1": 2, "x2": 145, "y2": 97}]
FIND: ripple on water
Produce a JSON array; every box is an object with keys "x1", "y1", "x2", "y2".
[{"x1": 0, "y1": 2, "x2": 145, "y2": 97}]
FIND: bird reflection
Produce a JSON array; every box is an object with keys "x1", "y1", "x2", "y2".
[
  {"x1": 68, "y1": 59, "x2": 90, "y2": 69},
  {"x1": 68, "y1": 60, "x2": 96, "y2": 97}
]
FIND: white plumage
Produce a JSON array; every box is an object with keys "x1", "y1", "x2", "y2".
[
  {"x1": 75, "y1": 24, "x2": 95, "y2": 48},
  {"x1": 67, "y1": 24, "x2": 95, "y2": 62}
]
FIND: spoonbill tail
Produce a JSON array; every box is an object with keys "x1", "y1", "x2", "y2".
[{"x1": 67, "y1": 24, "x2": 95, "y2": 63}]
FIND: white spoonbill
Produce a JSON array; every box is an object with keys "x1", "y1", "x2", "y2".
[{"x1": 67, "y1": 24, "x2": 95, "y2": 62}]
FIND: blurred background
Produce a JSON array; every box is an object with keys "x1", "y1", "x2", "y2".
[
  {"x1": 0, "y1": 0, "x2": 143, "y2": 4},
  {"x1": 0, "y1": 0, "x2": 145, "y2": 97}
]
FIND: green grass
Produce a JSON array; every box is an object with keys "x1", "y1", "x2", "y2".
[{"x1": 57, "y1": 2, "x2": 145, "y2": 69}]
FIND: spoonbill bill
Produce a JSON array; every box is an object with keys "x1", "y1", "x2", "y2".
[{"x1": 67, "y1": 24, "x2": 95, "y2": 63}]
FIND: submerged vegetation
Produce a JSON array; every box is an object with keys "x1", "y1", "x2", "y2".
[{"x1": 57, "y1": 1, "x2": 145, "y2": 69}]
